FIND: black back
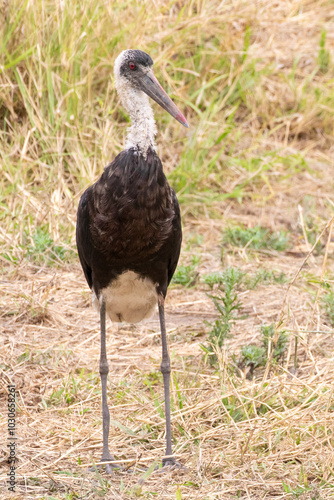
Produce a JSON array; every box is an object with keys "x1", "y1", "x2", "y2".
[{"x1": 76, "y1": 147, "x2": 182, "y2": 298}]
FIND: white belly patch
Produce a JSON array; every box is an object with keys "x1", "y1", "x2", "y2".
[{"x1": 92, "y1": 271, "x2": 158, "y2": 323}]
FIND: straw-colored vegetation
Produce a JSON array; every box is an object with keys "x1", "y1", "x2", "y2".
[{"x1": 1, "y1": 0, "x2": 334, "y2": 498}]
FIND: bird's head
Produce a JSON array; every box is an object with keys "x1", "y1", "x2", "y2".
[{"x1": 114, "y1": 49, "x2": 189, "y2": 128}]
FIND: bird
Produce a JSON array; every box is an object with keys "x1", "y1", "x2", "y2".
[{"x1": 76, "y1": 49, "x2": 189, "y2": 473}]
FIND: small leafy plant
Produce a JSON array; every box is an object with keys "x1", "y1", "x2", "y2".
[
  {"x1": 322, "y1": 289, "x2": 334, "y2": 327},
  {"x1": 240, "y1": 324, "x2": 288, "y2": 377},
  {"x1": 25, "y1": 226, "x2": 74, "y2": 266},
  {"x1": 318, "y1": 29, "x2": 330, "y2": 73},
  {"x1": 244, "y1": 268, "x2": 288, "y2": 289},
  {"x1": 201, "y1": 267, "x2": 244, "y2": 365},
  {"x1": 202, "y1": 268, "x2": 287, "y2": 291},
  {"x1": 261, "y1": 324, "x2": 288, "y2": 362},
  {"x1": 222, "y1": 224, "x2": 289, "y2": 252},
  {"x1": 240, "y1": 345, "x2": 265, "y2": 376},
  {"x1": 172, "y1": 255, "x2": 200, "y2": 287},
  {"x1": 201, "y1": 271, "x2": 228, "y2": 289}
]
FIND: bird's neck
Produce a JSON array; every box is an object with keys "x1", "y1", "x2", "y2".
[{"x1": 119, "y1": 86, "x2": 157, "y2": 156}]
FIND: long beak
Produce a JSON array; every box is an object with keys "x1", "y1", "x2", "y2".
[{"x1": 138, "y1": 69, "x2": 189, "y2": 128}]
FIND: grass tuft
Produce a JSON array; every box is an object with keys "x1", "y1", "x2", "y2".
[
  {"x1": 322, "y1": 289, "x2": 334, "y2": 327},
  {"x1": 244, "y1": 268, "x2": 288, "y2": 289},
  {"x1": 25, "y1": 227, "x2": 75, "y2": 266},
  {"x1": 318, "y1": 29, "x2": 330, "y2": 74},
  {"x1": 222, "y1": 225, "x2": 290, "y2": 252}
]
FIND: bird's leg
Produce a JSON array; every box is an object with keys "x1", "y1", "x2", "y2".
[
  {"x1": 158, "y1": 296, "x2": 178, "y2": 467},
  {"x1": 94, "y1": 300, "x2": 118, "y2": 473}
]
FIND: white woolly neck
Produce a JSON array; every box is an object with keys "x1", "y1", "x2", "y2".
[
  {"x1": 114, "y1": 58, "x2": 157, "y2": 155},
  {"x1": 121, "y1": 86, "x2": 157, "y2": 154}
]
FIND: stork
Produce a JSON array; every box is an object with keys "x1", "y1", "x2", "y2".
[{"x1": 76, "y1": 49, "x2": 189, "y2": 472}]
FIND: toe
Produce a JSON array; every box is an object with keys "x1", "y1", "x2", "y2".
[
  {"x1": 161, "y1": 458, "x2": 188, "y2": 471},
  {"x1": 89, "y1": 456, "x2": 121, "y2": 473}
]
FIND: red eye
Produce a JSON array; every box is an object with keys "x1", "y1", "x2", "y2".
[{"x1": 129, "y1": 62, "x2": 136, "y2": 70}]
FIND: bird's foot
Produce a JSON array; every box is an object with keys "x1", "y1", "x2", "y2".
[
  {"x1": 89, "y1": 455, "x2": 122, "y2": 474},
  {"x1": 159, "y1": 456, "x2": 188, "y2": 472}
]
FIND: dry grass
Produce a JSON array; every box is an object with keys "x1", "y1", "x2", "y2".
[
  {"x1": 1, "y1": 213, "x2": 334, "y2": 499},
  {"x1": 1, "y1": 0, "x2": 334, "y2": 498}
]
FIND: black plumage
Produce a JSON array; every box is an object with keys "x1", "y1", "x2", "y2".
[
  {"x1": 76, "y1": 147, "x2": 181, "y2": 305},
  {"x1": 76, "y1": 49, "x2": 188, "y2": 472}
]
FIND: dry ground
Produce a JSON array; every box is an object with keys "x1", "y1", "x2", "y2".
[{"x1": 1, "y1": 166, "x2": 334, "y2": 499}]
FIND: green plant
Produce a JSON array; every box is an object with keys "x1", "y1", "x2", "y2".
[
  {"x1": 185, "y1": 233, "x2": 203, "y2": 251},
  {"x1": 201, "y1": 271, "x2": 227, "y2": 289},
  {"x1": 240, "y1": 344, "x2": 265, "y2": 377},
  {"x1": 322, "y1": 289, "x2": 334, "y2": 326},
  {"x1": 202, "y1": 267, "x2": 288, "y2": 291},
  {"x1": 318, "y1": 29, "x2": 330, "y2": 73},
  {"x1": 201, "y1": 267, "x2": 244, "y2": 365},
  {"x1": 25, "y1": 227, "x2": 74, "y2": 266},
  {"x1": 261, "y1": 324, "x2": 288, "y2": 362},
  {"x1": 299, "y1": 211, "x2": 323, "y2": 255},
  {"x1": 240, "y1": 324, "x2": 288, "y2": 377},
  {"x1": 172, "y1": 256, "x2": 200, "y2": 287},
  {"x1": 244, "y1": 268, "x2": 288, "y2": 289},
  {"x1": 222, "y1": 225, "x2": 289, "y2": 252}
]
